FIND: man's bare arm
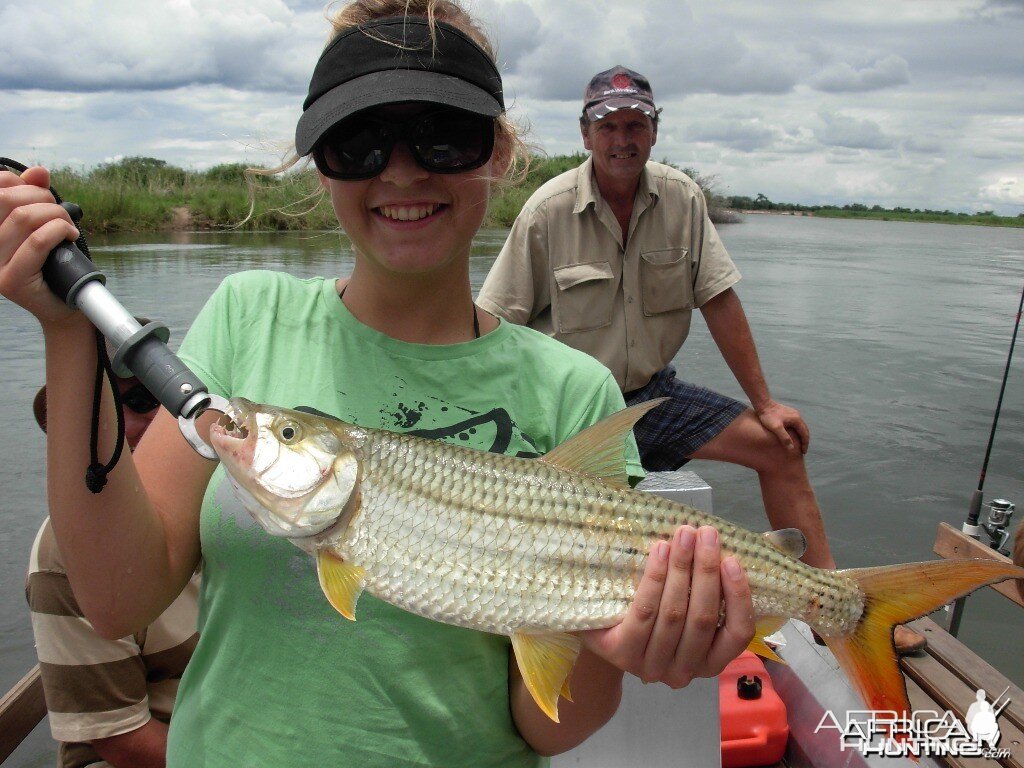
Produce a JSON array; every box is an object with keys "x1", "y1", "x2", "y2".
[{"x1": 700, "y1": 288, "x2": 809, "y2": 453}]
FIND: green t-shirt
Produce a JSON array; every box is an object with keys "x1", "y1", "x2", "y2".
[{"x1": 169, "y1": 270, "x2": 642, "y2": 767}]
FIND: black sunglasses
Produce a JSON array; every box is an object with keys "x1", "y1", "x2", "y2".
[
  {"x1": 312, "y1": 107, "x2": 495, "y2": 181},
  {"x1": 120, "y1": 383, "x2": 160, "y2": 415}
]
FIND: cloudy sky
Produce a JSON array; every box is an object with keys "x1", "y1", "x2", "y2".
[{"x1": 2, "y1": 0, "x2": 1023, "y2": 213}]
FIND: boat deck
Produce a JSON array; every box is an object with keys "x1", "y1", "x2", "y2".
[{"x1": 902, "y1": 617, "x2": 1024, "y2": 768}]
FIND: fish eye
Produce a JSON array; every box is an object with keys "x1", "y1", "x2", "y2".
[{"x1": 276, "y1": 421, "x2": 303, "y2": 445}]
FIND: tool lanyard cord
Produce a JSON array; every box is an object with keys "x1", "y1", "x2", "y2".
[{"x1": 1, "y1": 156, "x2": 127, "y2": 492}]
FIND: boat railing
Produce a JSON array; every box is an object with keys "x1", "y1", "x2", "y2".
[
  {"x1": 0, "y1": 665, "x2": 44, "y2": 764},
  {"x1": 931, "y1": 521, "x2": 1024, "y2": 612}
]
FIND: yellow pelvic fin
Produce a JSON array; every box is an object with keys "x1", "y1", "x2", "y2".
[
  {"x1": 747, "y1": 617, "x2": 787, "y2": 663},
  {"x1": 316, "y1": 549, "x2": 366, "y2": 621},
  {"x1": 561, "y1": 678, "x2": 574, "y2": 703},
  {"x1": 539, "y1": 398, "x2": 668, "y2": 488},
  {"x1": 510, "y1": 630, "x2": 582, "y2": 723},
  {"x1": 823, "y1": 559, "x2": 1024, "y2": 718},
  {"x1": 763, "y1": 528, "x2": 807, "y2": 560}
]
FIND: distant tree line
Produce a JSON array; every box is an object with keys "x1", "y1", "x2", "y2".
[
  {"x1": 41, "y1": 156, "x2": 1023, "y2": 232},
  {"x1": 725, "y1": 192, "x2": 1023, "y2": 220}
]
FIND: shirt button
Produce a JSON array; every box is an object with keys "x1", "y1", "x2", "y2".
[
  {"x1": 629, "y1": 340, "x2": 636, "y2": 347},
  {"x1": 626, "y1": 295, "x2": 634, "y2": 304}
]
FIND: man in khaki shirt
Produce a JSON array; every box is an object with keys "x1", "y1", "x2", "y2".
[{"x1": 478, "y1": 65, "x2": 926, "y2": 654}]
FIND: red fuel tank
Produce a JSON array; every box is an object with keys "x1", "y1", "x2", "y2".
[{"x1": 719, "y1": 651, "x2": 789, "y2": 768}]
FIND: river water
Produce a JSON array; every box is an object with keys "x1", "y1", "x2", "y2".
[{"x1": 2, "y1": 215, "x2": 1022, "y2": 765}]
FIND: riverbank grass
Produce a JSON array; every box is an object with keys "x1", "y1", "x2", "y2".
[
  {"x1": 48, "y1": 155, "x2": 729, "y2": 233},
  {"x1": 47, "y1": 156, "x2": 1024, "y2": 232}
]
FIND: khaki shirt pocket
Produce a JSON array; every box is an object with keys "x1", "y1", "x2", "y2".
[
  {"x1": 552, "y1": 261, "x2": 615, "y2": 333},
  {"x1": 640, "y1": 247, "x2": 694, "y2": 316}
]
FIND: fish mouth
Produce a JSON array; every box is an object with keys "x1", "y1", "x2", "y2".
[
  {"x1": 209, "y1": 398, "x2": 254, "y2": 463},
  {"x1": 216, "y1": 406, "x2": 250, "y2": 440},
  {"x1": 209, "y1": 398, "x2": 345, "y2": 540}
]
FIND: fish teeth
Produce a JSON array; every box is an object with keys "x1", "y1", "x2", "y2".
[
  {"x1": 217, "y1": 413, "x2": 247, "y2": 439},
  {"x1": 378, "y1": 203, "x2": 440, "y2": 222}
]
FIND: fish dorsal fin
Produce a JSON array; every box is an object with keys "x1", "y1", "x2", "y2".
[
  {"x1": 539, "y1": 398, "x2": 667, "y2": 488},
  {"x1": 763, "y1": 528, "x2": 807, "y2": 560},
  {"x1": 510, "y1": 630, "x2": 582, "y2": 723},
  {"x1": 316, "y1": 549, "x2": 366, "y2": 621},
  {"x1": 747, "y1": 617, "x2": 787, "y2": 663}
]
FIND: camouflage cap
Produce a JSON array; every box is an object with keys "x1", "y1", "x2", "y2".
[{"x1": 582, "y1": 65, "x2": 657, "y2": 122}]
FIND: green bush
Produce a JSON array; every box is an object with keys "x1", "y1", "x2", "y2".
[
  {"x1": 91, "y1": 156, "x2": 187, "y2": 189},
  {"x1": 203, "y1": 163, "x2": 262, "y2": 184}
]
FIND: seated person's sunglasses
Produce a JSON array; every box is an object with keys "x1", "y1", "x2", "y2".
[
  {"x1": 120, "y1": 383, "x2": 160, "y2": 415},
  {"x1": 312, "y1": 106, "x2": 495, "y2": 180}
]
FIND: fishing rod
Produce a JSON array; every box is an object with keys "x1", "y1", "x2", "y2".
[
  {"x1": 962, "y1": 281, "x2": 1023, "y2": 543},
  {"x1": 947, "y1": 281, "x2": 1022, "y2": 636},
  {"x1": 0, "y1": 158, "x2": 226, "y2": 468}
]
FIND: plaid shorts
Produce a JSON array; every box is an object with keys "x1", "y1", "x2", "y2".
[{"x1": 625, "y1": 365, "x2": 747, "y2": 471}]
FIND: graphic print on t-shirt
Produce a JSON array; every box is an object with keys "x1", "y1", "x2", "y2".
[{"x1": 302, "y1": 377, "x2": 543, "y2": 458}]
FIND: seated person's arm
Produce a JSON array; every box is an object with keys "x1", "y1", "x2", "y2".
[
  {"x1": 27, "y1": 523, "x2": 166, "y2": 766},
  {"x1": 92, "y1": 718, "x2": 169, "y2": 768}
]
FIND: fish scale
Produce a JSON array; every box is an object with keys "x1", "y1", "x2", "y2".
[
  {"x1": 323, "y1": 429, "x2": 866, "y2": 637},
  {"x1": 213, "y1": 397, "x2": 1024, "y2": 722}
]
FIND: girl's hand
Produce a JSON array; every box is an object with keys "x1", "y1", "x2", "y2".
[
  {"x1": 0, "y1": 165, "x2": 83, "y2": 326},
  {"x1": 580, "y1": 525, "x2": 754, "y2": 688}
]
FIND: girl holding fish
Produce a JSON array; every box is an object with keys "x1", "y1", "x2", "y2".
[{"x1": 0, "y1": 1, "x2": 756, "y2": 764}]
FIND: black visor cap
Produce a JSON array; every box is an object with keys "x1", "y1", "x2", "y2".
[{"x1": 296, "y1": 16, "x2": 504, "y2": 157}]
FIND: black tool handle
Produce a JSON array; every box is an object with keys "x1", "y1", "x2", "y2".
[
  {"x1": 38, "y1": 213, "x2": 210, "y2": 421},
  {"x1": 115, "y1": 325, "x2": 211, "y2": 419},
  {"x1": 42, "y1": 239, "x2": 106, "y2": 309},
  {"x1": 38, "y1": 201, "x2": 104, "y2": 309},
  {"x1": 2, "y1": 157, "x2": 221, "y2": 458}
]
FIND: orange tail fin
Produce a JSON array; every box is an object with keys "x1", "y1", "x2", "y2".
[{"x1": 822, "y1": 559, "x2": 1024, "y2": 718}]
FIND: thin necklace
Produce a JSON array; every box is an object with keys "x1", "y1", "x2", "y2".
[{"x1": 339, "y1": 285, "x2": 480, "y2": 340}]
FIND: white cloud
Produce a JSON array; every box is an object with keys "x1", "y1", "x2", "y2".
[
  {"x1": 3, "y1": 0, "x2": 1024, "y2": 213},
  {"x1": 979, "y1": 176, "x2": 1024, "y2": 204},
  {"x1": 902, "y1": 137, "x2": 944, "y2": 154},
  {"x1": 814, "y1": 112, "x2": 895, "y2": 150},
  {"x1": 810, "y1": 54, "x2": 910, "y2": 92},
  {"x1": 475, "y1": 0, "x2": 543, "y2": 71},
  {"x1": 685, "y1": 118, "x2": 779, "y2": 152},
  {"x1": 492, "y1": 0, "x2": 805, "y2": 101},
  {"x1": 976, "y1": 0, "x2": 1024, "y2": 17},
  {"x1": 0, "y1": 0, "x2": 319, "y2": 92}
]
